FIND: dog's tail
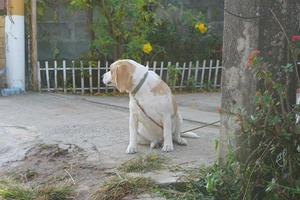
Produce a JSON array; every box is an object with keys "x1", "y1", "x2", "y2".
[{"x1": 181, "y1": 131, "x2": 200, "y2": 138}]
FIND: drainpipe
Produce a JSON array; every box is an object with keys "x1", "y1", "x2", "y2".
[{"x1": 5, "y1": 0, "x2": 25, "y2": 91}]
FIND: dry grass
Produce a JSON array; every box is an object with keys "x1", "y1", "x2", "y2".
[
  {"x1": 118, "y1": 154, "x2": 166, "y2": 173},
  {"x1": 91, "y1": 175, "x2": 153, "y2": 200},
  {"x1": 0, "y1": 177, "x2": 74, "y2": 200}
]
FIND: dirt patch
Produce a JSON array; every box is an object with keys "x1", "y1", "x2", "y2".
[{"x1": 0, "y1": 143, "x2": 113, "y2": 200}]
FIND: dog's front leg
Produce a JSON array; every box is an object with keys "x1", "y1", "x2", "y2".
[
  {"x1": 162, "y1": 115, "x2": 174, "y2": 152},
  {"x1": 126, "y1": 111, "x2": 138, "y2": 154}
]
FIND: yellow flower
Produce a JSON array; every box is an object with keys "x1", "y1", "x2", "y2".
[
  {"x1": 143, "y1": 42, "x2": 153, "y2": 54},
  {"x1": 195, "y1": 22, "x2": 207, "y2": 33}
]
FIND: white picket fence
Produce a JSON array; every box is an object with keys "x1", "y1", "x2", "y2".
[{"x1": 38, "y1": 60, "x2": 222, "y2": 94}]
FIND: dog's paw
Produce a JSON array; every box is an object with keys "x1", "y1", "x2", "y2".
[
  {"x1": 162, "y1": 144, "x2": 174, "y2": 152},
  {"x1": 126, "y1": 145, "x2": 137, "y2": 154}
]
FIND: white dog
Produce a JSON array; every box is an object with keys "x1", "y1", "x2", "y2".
[{"x1": 103, "y1": 59, "x2": 198, "y2": 153}]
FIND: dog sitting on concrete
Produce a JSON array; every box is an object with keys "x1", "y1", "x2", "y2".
[{"x1": 103, "y1": 59, "x2": 198, "y2": 153}]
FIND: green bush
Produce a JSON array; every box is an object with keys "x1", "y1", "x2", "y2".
[{"x1": 69, "y1": 0, "x2": 222, "y2": 62}]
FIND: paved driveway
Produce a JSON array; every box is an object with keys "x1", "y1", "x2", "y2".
[{"x1": 0, "y1": 92, "x2": 220, "y2": 167}]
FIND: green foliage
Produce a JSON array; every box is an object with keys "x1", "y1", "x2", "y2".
[
  {"x1": 167, "y1": 64, "x2": 181, "y2": 90},
  {"x1": 148, "y1": 4, "x2": 222, "y2": 62},
  {"x1": 154, "y1": 56, "x2": 300, "y2": 200},
  {"x1": 69, "y1": 0, "x2": 222, "y2": 62},
  {"x1": 70, "y1": 0, "x2": 160, "y2": 62},
  {"x1": 185, "y1": 76, "x2": 197, "y2": 91}
]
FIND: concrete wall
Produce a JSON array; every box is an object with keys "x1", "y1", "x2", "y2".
[
  {"x1": 0, "y1": 16, "x2": 5, "y2": 88},
  {"x1": 37, "y1": 1, "x2": 91, "y2": 60},
  {"x1": 37, "y1": 0, "x2": 224, "y2": 60}
]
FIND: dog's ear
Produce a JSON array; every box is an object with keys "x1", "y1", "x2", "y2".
[{"x1": 113, "y1": 62, "x2": 135, "y2": 93}]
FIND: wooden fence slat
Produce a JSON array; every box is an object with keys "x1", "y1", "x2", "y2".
[
  {"x1": 187, "y1": 61, "x2": 192, "y2": 81},
  {"x1": 38, "y1": 61, "x2": 41, "y2": 92},
  {"x1": 54, "y1": 60, "x2": 58, "y2": 91},
  {"x1": 45, "y1": 61, "x2": 50, "y2": 92},
  {"x1": 180, "y1": 62, "x2": 186, "y2": 89},
  {"x1": 200, "y1": 60, "x2": 206, "y2": 87},
  {"x1": 97, "y1": 61, "x2": 101, "y2": 93},
  {"x1": 89, "y1": 62, "x2": 93, "y2": 94},
  {"x1": 194, "y1": 60, "x2": 199, "y2": 84},
  {"x1": 166, "y1": 61, "x2": 171, "y2": 82},
  {"x1": 208, "y1": 60, "x2": 213, "y2": 86},
  {"x1": 72, "y1": 61, "x2": 76, "y2": 93},
  {"x1": 159, "y1": 61, "x2": 164, "y2": 78},
  {"x1": 152, "y1": 61, "x2": 157, "y2": 73},
  {"x1": 80, "y1": 61, "x2": 84, "y2": 95},
  {"x1": 63, "y1": 60, "x2": 67, "y2": 93},
  {"x1": 214, "y1": 60, "x2": 220, "y2": 88},
  {"x1": 173, "y1": 62, "x2": 179, "y2": 90},
  {"x1": 105, "y1": 61, "x2": 109, "y2": 93}
]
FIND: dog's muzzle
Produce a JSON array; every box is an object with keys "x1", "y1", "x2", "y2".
[{"x1": 102, "y1": 72, "x2": 114, "y2": 86}]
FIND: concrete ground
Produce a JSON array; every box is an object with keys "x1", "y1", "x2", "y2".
[{"x1": 0, "y1": 92, "x2": 221, "y2": 199}]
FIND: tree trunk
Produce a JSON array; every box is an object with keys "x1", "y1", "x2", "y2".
[
  {"x1": 219, "y1": 0, "x2": 298, "y2": 164},
  {"x1": 219, "y1": 0, "x2": 259, "y2": 163}
]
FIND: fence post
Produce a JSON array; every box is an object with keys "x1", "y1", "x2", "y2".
[
  {"x1": 63, "y1": 60, "x2": 67, "y2": 93},
  {"x1": 153, "y1": 61, "x2": 157, "y2": 73},
  {"x1": 194, "y1": 60, "x2": 199, "y2": 85},
  {"x1": 72, "y1": 61, "x2": 76, "y2": 94},
  {"x1": 54, "y1": 60, "x2": 57, "y2": 91},
  {"x1": 175, "y1": 62, "x2": 179, "y2": 90},
  {"x1": 214, "y1": 60, "x2": 220, "y2": 88},
  {"x1": 45, "y1": 61, "x2": 50, "y2": 92},
  {"x1": 187, "y1": 61, "x2": 192, "y2": 82},
  {"x1": 208, "y1": 60, "x2": 213, "y2": 86},
  {"x1": 200, "y1": 60, "x2": 206, "y2": 87},
  {"x1": 97, "y1": 61, "x2": 101, "y2": 93},
  {"x1": 159, "y1": 61, "x2": 164, "y2": 79},
  {"x1": 180, "y1": 62, "x2": 186, "y2": 90},
  {"x1": 105, "y1": 61, "x2": 109, "y2": 93},
  {"x1": 166, "y1": 61, "x2": 171, "y2": 82},
  {"x1": 37, "y1": 61, "x2": 41, "y2": 92},
  {"x1": 89, "y1": 62, "x2": 93, "y2": 94},
  {"x1": 80, "y1": 61, "x2": 84, "y2": 95}
]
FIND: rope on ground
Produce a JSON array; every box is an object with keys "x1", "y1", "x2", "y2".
[{"x1": 80, "y1": 97, "x2": 220, "y2": 132}]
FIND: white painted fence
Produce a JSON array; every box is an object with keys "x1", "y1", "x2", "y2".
[{"x1": 38, "y1": 60, "x2": 222, "y2": 94}]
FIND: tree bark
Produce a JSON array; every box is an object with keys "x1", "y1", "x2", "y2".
[
  {"x1": 219, "y1": 0, "x2": 259, "y2": 163},
  {"x1": 219, "y1": 0, "x2": 298, "y2": 164}
]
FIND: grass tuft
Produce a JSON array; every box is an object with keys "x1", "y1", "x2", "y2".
[
  {"x1": 0, "y1": 177, "x2": 74, "y2": 200},
  {"x1": 0, "y1": 178, "x2": 33, "y2": 200},
  {"x1": 35, "y1": 183, "x2": 74, "y2": 200},
  {"x1": 119, "y1": 154, "x2": 166, "y2": 173},
  {"x1": 91, "y1": 175, "x2": 153, "y2": 200}
]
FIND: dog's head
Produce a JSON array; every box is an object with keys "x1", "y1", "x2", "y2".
[{"x1": 102, "y1": 60, "x2": 137, "y2": 93}]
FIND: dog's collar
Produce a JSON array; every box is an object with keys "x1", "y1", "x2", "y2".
[{"x1": 131, "y1": 71, "x2": 148, "y2": 96}]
